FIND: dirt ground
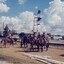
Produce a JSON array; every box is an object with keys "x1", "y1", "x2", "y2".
[{"x1": 0, "y1": 42, "x2": 64, "y2": 64}]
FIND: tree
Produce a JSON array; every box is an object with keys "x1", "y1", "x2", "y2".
[
  {"x1": 3, "y1": 25, "x2": 9, "y2": 37},
  {"x1": 19, "y1": 32, "x2": 25, "y2": 38}
]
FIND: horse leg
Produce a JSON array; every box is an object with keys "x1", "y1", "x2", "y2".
[
  {"x1": 41, "y1": 45, "x2": 43, "y2": 52},
  {"x1": 0, "y1": 40, "x2": 3, "y2": 47},
  {"x1": 25, "y1": 42, "x2": 28, "y2": 47},
  {"x1": 37, "y1": 44, "x2": 39, "y2": 52},
  {"x1": 25, "y1": 43, "x2": 26, "y2": 48},
  {"x1": 3, "y1": 42, "x2": 6, "y2": 48},
  {"x1": 23, "y1": 42, "x2": 26, "y2": 48},
  {"x1": 23, "y1": 42, "x2": 25, "y2": 47},
  {"x1": 30, "y1": 43, "x2": 33, "y2": 51},
  {"x1": 46, "y1": 43, "x2": 49, "y2": 51},
  {"x1": 9, "y1": 41, "x2": 14, "y2": 47},
  {"x1": 20, "y1": 42, "x2": 23, "y2": 48},
  {"x1": 12, "y1": 42, "x2": 14, "y2": 47},
  {"x1": 23, "y1": 40, "x2": 26, "y2": 47}
]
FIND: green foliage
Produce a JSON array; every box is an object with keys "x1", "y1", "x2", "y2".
[{"x1": 3, "y1": 25, "x2": 9, "y2": 37}]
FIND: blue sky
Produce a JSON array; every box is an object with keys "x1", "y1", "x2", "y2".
[{"x1": 0, "y1": 0, "x2": 53, "y2": 17}]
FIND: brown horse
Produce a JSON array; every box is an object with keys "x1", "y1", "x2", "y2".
[{"x1": 0, "y1": 37, "x2": 14, "y2": 47}]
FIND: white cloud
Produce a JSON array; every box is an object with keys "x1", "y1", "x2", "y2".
[
  {"x1": 43, "y1": 0, "x2": 64, "y2": 35},
  {"x1": 17, "y1": 11, "x2": 34, "y2": 33},
  {"x1": 0, "y1": 0, "x2": 10, "y2": 13},
  {"x1": 0, "y1": 11, "x2": 34, "y2": 33},
  {"x1": 48, "y1": 14, "x2": 61, "y2": 26},
  {"x1": 0, "y1": 3, "x2": 10, "y2": 13},
  {"x1": 18, "y1": 0, "x2": 26, "y2": 5}
]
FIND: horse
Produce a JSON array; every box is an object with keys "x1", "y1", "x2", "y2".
[
  {"x1": 0, "y1": 37, "x2": 14, "y2": 47},
  {"x1": 42, "y1": 33, "x2": 49, "y2": 51},
  {"x1": 20, "y1": 35, "x2": 29, "y2": 48},
  {"x1": 20, "y1": 33, "x2": 49, "y2": 52},
  {"x1": 30, "y1": 33, "x2": 49, "y2": 52},
  {"x1": 30, "y1": 35, "x2": 44, "y2": 52}
]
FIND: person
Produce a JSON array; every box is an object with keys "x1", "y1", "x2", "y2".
[
  {"x1": 38, "y1": 35, "x2": 43, "y2": 52},
  {"x1": 45, "y1": 34, "x2": 49, "y2": 51},
  {"x1": 42, "y1": 32, "x2": 49, "y2": 51},
  {"x1": 7, "y1": 36, "x2": 14, "y2": 46},
  {"x1": 29, "y1": 34, "x2": 34, "y2": 50},
  {"x1": 42, "y1": 32, "x2": 46, "y2": 46}
]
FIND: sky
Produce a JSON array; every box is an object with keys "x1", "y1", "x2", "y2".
[
  {"x1": 0, "y1": 0, "x2": 64, "y2": 35},
  {"x1": 0, "y1": 0, "x2": 52, "y2": 17}
]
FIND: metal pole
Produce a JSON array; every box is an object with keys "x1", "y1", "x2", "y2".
[
  {"x1": 37, "y1": 22, "x2": 38, "y2": 33},
  {"x1": 3, "y1": 22, "x2": 4, "y2": 30},
  {"x1": 33, "y1": 17, "x2": 35, "y2": 33}
]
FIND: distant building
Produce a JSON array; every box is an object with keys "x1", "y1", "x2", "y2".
[{"x1": 51, "y1": 35, "x2": 63, "y2": 40}]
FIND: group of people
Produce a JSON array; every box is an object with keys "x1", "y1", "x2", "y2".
[
  {"x1": 20, "y1": 32, "x2": 50, "y2": 52},
  {"x1": 0, "y1": 32, "x2": 50, "y2": 52}
]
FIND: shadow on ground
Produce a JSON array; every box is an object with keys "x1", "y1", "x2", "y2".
[
  {"x1": 15, "y1": 48, "x2": 42, "y2": 52},
  {"x1": 60, "y1": 54, "x2": 64, "y2": 57}
]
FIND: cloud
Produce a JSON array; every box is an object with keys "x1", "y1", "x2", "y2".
[
  {"x1": 48, "y1": 14, "x2": 61, "y2": 26},
  {"x1": 0, "y1": 11, "x2": 47, "y2": 33},
  {"x1": 0, "y1": 3, "x2": 10, "y2": 13},
  {"x1": 0, "y1": 0, "x2": 10, "y2": 13},
  {"x1": 43, "y1": 0, "x2": 64, "y2": 35},
  {"x1": 18, "y1": 11, "x2": 34, "y2": 32},
  {"x1": 0, "y1": 11, "x2": 34, "y2": 33},
  {"x1": 18, "y1": 0, "x2": 26, "y2": 5}
]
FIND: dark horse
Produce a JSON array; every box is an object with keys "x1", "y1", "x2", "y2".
[
  {"x1": 20, "y1": 35, "x2": 29, "y2": 48},
  {"x1": 20, "y1": 33, "x2": 49, "y2": 52}
]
